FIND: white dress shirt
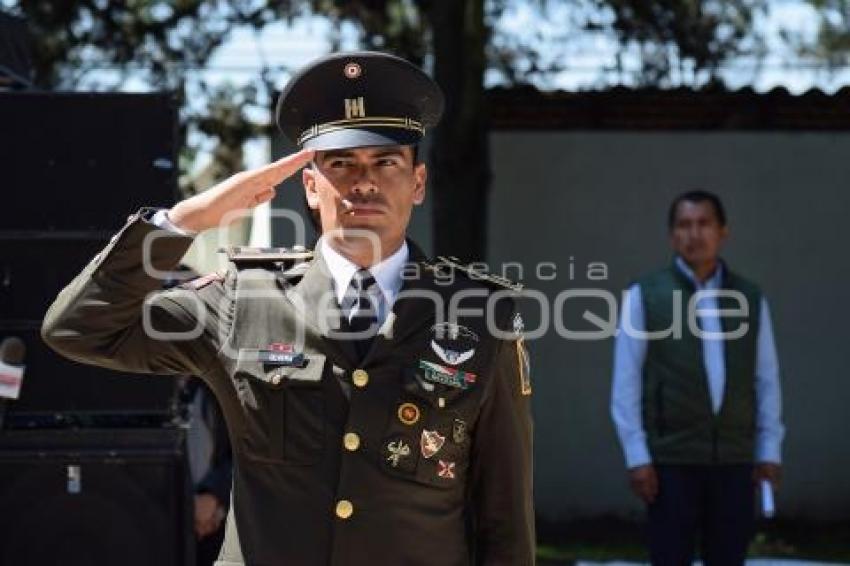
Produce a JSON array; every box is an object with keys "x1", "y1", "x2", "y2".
[
  {"x1": 319, "y1": 237, "x2": 408, "y2": 325},
  {"x1": 611, "y1": 257, "x2": 785, "y2": 469}
]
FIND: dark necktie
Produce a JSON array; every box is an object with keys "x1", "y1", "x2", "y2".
[{"x1": 343, "y1": 268, "x2": 379, "y2": 359}]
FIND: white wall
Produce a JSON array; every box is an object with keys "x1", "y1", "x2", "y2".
[{"x1": 487, "y1": 131, "x2": 850, "y2": 521}]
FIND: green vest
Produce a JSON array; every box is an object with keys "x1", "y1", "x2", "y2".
[{"x1": 639, "y1": 261, "x2": 761, "y2": 464}]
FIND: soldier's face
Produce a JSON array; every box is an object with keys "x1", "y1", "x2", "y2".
[
  {"x1": 303, "y1": 145, "x2": 426, "y2": 252},
  {"x1": 669, "y1": 200, "x2": 728, "y2": 267}
]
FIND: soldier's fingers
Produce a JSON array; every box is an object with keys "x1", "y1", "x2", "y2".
[
  {"x1": 261, "y1": 149, "x2": 315, "y2": 180},
  {"x1": 253, "y1": 187, "x2": 276, "y2": 205}
]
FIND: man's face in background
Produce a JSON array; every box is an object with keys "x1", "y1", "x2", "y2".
[{"x1": 669, "y1": 199, "x2": 728, "y2": 268}]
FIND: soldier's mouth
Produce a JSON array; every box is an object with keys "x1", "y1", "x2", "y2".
[{"x1": 341, "y1": 198, "x2": 386, "y2": 215}]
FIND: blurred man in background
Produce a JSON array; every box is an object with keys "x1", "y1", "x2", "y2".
[{"x1": 611, "y1": 190, "x2": 784, "y2": 565}]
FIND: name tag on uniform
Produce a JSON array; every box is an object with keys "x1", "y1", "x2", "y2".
[
  {"x1": 239, "y1": 345, "x2": 306, "y2": 368},
  {"x1": 258, "y1": 350, "x2": 305, "y2": 366},
  {"x1": 418, "y1": 360, "x2": 476, "y2": 390}
]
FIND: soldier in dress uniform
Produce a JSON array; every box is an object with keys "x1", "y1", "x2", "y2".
[{"x1": 42, "y1": 51, "x2": 535, "y2": 566}]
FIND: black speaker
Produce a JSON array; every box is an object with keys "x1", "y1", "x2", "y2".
[
  {"x1": 1, "y1": 327, "x2": 180, "y2": 423},
  {"x1": 0, "y1": 92, "x2": 179, "y2": 232},
  {"x1": 0, "y1": 91, "x2": 182, "y2": 422},
  {"x1": 1, "y1": 236, "x2": 108, "y2": 325},
  {"x1": 0, "y1": 428, "x2": 193, "y2": 566}
]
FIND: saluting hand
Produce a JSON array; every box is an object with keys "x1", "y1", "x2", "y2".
[{"x1": 167, "y1": 149, "x2": 315, "y2": 233}]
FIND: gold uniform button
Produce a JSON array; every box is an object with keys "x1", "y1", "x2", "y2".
[
  {"x1": 335, "y1": 499, "x2": 354, "y2": 519},
  {"x1": 352, "y1": 369, "x2": 369, "y2": 388},
  {"x1": 343, "y1": 432, "x2": 361, "y2": 451}
]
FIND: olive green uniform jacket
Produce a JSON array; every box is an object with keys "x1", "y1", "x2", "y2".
[{"x1": 42, "y1": 208, "x2": 535, "y2": 566}]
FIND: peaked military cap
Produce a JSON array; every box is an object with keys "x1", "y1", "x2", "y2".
[{"x1": 276, "y1": 51, "x2": 444, "y2": 151}]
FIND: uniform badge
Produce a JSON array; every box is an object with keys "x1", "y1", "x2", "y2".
[
  {"x1": 418, "y1": 360, "x2": 476, "y2": 390},
  {"x1": 343, "y1": 62, "x2": 362, "y2": 79},
  {"x1": 513, "y1": 312, "x2": 525, "y2": 335},
  {"x1": 420, "y1": 430, "x2": 446, "y2": 459},
  {"x1": 513, "y1": 313, "x2": 532, "y2": 396},
  {"x1": 437, "y1": 460, "x2": 456, "y2": 480},
  {"x1": 384, "y1": 438, "x2": 414, "y2": 471},
  {"x1": 397, "y1": 402, "x2": 420, "y2": 426},
  {"x1": 184, "y1": 272, "x2": 223, "y2": 290},
  {"x1": 451, "y1": 419, "x2": 467, "y2": 444},
  {"x1": 430, "y1": 323, "x2": 479, "y2": 366}
]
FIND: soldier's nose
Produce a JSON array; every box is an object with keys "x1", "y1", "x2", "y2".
[{"x1": 352, "y1": 181, "x2": 378, "y2": 195}]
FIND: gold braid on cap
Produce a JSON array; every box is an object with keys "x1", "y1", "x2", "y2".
[{"x1": 298, "y1": 116, "x2": 424, "y2": 146}]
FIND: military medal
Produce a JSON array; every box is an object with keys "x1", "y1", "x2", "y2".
[
  {"x1": 451, "y1": 419, "x2": 467, "y2": 444},
  {"x1": 385, "y1": 439, "x2": 411, "y2": 468},
  {"x1": 437, "y1": 460, "x2": 456, "y2": 480},
  {"x1": 420, "y1": 430, "x2": 446, "y2": 459},
  {"x1": 429, "y1": 322, "x2": 479, "y2": 366},
  {"x1": 397, "y1": 402, "x2": 420, "y2": 426},
  {"x1": 418, "y1": 360, "x2": 476, "y2": 389}
]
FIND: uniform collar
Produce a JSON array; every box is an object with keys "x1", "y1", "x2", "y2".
[
  {"x1": 319, "y1": 236, "x2": 409, "y2": 307},
  {"x1": 674, "y1": 255, "x2": 724, "y2": 290}
]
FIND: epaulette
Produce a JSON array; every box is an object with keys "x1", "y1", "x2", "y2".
[
  {"x1": 423, "y1": 255, "x2": 523, "y2": 292},
  {"x1": 219, "y1": 246, "x2": 314, "y2": 263},
  {"x1": 281, "y1": 260, "x2": 312, "y2": 279}
]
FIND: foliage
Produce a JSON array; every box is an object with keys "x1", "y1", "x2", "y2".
[
  {"x1": 585, "y1": 0, "x2": 768, "y2": 86},
  {"x1": 803, "y1": 0, "x2": 850, "y2": 66},
  {"x1": 3, "y1": 0, "x2": 776, "y2": 183}
]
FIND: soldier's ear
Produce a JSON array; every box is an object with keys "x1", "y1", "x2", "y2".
[
  {"x1": 412, "y1": 163, "x2": 426, "y2": 205},
  {"x1": 303, "y1": 167, "x2": 320, "y2": 209}
]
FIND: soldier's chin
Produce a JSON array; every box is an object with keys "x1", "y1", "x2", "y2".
[
  {"x1": 341, "y1": 215, "x2": 383, "y2": 230},
  {"x1": 338, "y1": 224, "x2": 383, "y2": 244}
]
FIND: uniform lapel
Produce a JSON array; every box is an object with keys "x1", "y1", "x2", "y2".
[
  {"x1": 364, "y1": 240, "x2": 441, "y2": 364},
  {"x1": 278, "y1": 246, "x2": 358, "y2": 367}
]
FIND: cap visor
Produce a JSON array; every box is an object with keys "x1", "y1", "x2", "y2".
[{"x1": 302, "y1": 127, "x2": 421, "y2": 151}]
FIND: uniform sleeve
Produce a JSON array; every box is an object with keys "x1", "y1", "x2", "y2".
[
  {"x1": 41, "y1": 208, "x2": 224, "y2": 378},
  {"x1": 468, "y1": 310, "x2": 535, "y2": 565}
]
